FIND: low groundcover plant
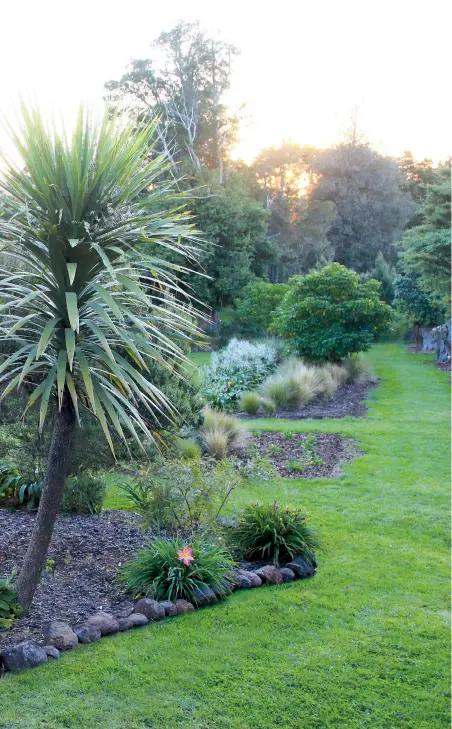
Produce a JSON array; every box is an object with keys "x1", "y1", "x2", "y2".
[{"x1": 120, "y1": 537, "x2": 236, "y2": 605}]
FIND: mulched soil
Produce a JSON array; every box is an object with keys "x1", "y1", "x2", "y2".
[
  {"x1": 0, "y1": 510, "x2": 150, "y2": 649},
  {"x1": 242, "y1": 431, "x2": 360, "y2": 479},
  {"x1": 240, "y1": 381, "x2": 377, "y2": 420}
]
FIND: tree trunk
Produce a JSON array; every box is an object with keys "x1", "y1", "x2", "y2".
[{"x1": 16, "y1": 394, "x2": 76, "y2": 613}]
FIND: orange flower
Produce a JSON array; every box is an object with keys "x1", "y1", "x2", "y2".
[{"x1": 177, "y1": 546, "x2": 194, "y2": 566}]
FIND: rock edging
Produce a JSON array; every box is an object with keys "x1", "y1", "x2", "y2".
[{"x1": 0, "y1": 558, "x2": 316, "y2": 673}]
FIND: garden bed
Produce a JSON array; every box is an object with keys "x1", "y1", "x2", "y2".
[
  {"x1": 240, "y1": 381, "x2": 377, "y2": 420},
  {"x1": 244, "y1": 431, "x2": 360, "y2": 478},
  {"x1": 0, "y1": 510, "x2": 149, "y2": 648}
]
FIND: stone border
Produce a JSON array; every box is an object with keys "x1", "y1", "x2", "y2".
[{"x1": 0, "y1": 556, "x2": 315, "y2": 673}]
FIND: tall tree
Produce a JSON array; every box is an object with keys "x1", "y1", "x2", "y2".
[
  {"x1": 398, "y1": 163, "x2": 451, "y2": 308},
  {"x1": 0, "y1": 107, "x2": 201, "y2": 612},
  {"x1": 105, "y1": 21, "x2": 240, "y2": 183},
  {"x1": 309, "y1": 143, "x2": 415, "y2": 271}
]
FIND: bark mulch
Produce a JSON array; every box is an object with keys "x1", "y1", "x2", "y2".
[
  {"x1": 242, "y1": 431, "x2": 361, "y2": 479},
  {"x1": 0, "y1": 510, "x2": 149, "y2": 649},
  {"x1": 240, "y1": 381, "x2": 377, "y2": 420}
]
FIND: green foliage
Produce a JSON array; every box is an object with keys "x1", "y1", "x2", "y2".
[
  {"x1": 271, "y1": 263, "x2": 392, "y2": 361},
  {"x1": 228, "y1": 501, "x2": 318, "y2": 566},
  {"x1": 398, "y1": 165, "x2": 451, "y2": 309},
  {"x1": 360, "y1": 252, "x2": 396, "y2": 304},
  {"x1": 239, "y1": 392, "x2": 261, "y2": 415},
  {"x1": 120, "y1": 537, "x2": 236, "y2": 604},
  {"x1": 286, "y1": 436, "x2": 324, "y2": 472},
  {"x1": 0, "y1": 105, "x2": 201, "y2": 457},
  {"x1": 201, "y1": 408, "x2": 247, "y2": 459},
  {"x1": 200, "y1": 339, "x2": 277, "y2": 411},
  {"x1": 0, "y1": 574, "x2": 21, "y2": 629},
  {"x1": 234, "y1": 281, "x2": 289, "y2": 333},
  {"x1": 176, "y1": 438, "x2": 202, "y2": 461},
  {"x1": 18, "y1": 481, "x2": 43, "y2": 510},
  {"x1": 0, "y1": 459, "x2": 21, "y2": 499},
  {"x1": 309, "y1": 143, "x2": 414, "y2": 270},
  {"x1": 119, "y1": 458, "x2": 241, "y2": 532},
  {"x1": 61, "y1": 472, "x2": 106, "y2": 515},
  {"x1": 342, "y1": 355, "x2": 376, "y2": 384},
  {"x1": 393, "y1": 272, "x2": 445, "y2": 325}
]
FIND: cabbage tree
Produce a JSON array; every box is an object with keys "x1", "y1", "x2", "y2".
[{"x1": 0, "y1": 106, "x2": 202, "y2": 612}]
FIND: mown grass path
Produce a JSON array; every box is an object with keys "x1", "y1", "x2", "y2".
[{"x1": 0, "y1": 345, "x2": 450, "y2": 729}]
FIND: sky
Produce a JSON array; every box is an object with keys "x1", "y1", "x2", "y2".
[{"x1": 0, "y1": 0, "x2": 450, "y2": 163}]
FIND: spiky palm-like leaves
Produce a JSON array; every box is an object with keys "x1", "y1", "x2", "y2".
[
  {"x1": 0, "y1": 105, "x2": 204, "y2": 610},
  {"x1": 0, "y1": 106, "x2": 203, "y2": 451}
]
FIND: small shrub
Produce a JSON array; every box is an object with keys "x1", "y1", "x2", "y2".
[
  {"x1": 201, "y1": 408, "x2": 248, "y2": 458},
  {"x1": 0, "y1": 460, "x2": 21, "y2": 499},
  {"x1": 200, "y1": 338, "x2": 277, "y2": 411},
  {"x1": 61, "y1": 472, "x2": 106, "y2": 515},
  {"x1": 120, "y1": 458, "x2": 241, "y2": 532},
  {"x1": 228, "y1": 501, "x2": 318, "y2": 566},
  {"x1": 342, "y1": 354, "x2": 375, "y2": 384},
  {"x1": 120, "y1": 537, "x2": 236, "y2": 604},
  {"x1": 240, "y1": 392, "x2": 261, "y2": 415},
  {"x1": 262, "y1": 375, "x2": 290, "y2": 407},
  {"x1": 0, "y1": 575, "x2": 21, "y2": 629},
  {"x1": 19, "y1": 481, "x2": 43, "y2": 510}
]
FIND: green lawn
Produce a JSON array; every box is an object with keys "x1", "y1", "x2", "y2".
[{"x1": 0, "y1": 345, "x2": 450, "y2": 729}]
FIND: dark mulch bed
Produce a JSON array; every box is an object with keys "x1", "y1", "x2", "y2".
[
  {"x1": 243, "y1": 431, "x2": 360, "y2": 479},
  {"x1": 0, "y1": 510, "x2": 150, "y2": 649},
  {"x1": 240, "y1": 381, "x2": 377, "y2": 420}
]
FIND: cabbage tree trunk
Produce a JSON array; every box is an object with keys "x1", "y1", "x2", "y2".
[{"x1": 16, "y1": 393, "x2": 76, "y2": 614}]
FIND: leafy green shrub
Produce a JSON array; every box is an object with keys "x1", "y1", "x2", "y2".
[
  {"x1": 120, "y1": 458, "x2": 241, "y2": 532},
  {"x1": 234, "y1": 281, "x2": 289, "y2": 333},
  {"x1": 270, "y1": 263, "x2": 392, "y2": 361},
  {"x1": 228, "y1": 502, "x2": 318, "y2": 566},
  {"x1": 19, "y1": 481, "x2": 43, "y2": 510},
  {"x1": 0, "y1": 575, "x2": 21, "y2": 629},
  {"x1": 61, "y1": 472, "x2": 107, "y2": 515},
  {"x1": 201, "y1": 408, "x2": 248, "y2": 458},
  {"x1": 120, "y1": 537, "x2": 236, "y2": 604},
  {"x1": 0, "y1": 460, "x2": 21, "y2": 499},
  {"x1": 240, "y1": 392, "x2": 261, "y2": 415},
  {"x1": 200, "y1": 338, "x2": 277, "y2": 411}
]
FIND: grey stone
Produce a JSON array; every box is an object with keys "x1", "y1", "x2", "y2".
[
  {"x1": 238, "y1": 569, "x2": 262, "y2": 587},
  {"x1": 192, "y1": 585, "x2": 218, "y2": 607},
  {"x1": 159, "y1": 601, "x2": 178, "y2": 617},
  {"x1": 285, "y1": 556, "x2": 315, "y2": 578},
  {"x1": 1, "y1": 641, "x2": 48, "y2": 671},
  {"x1": 175, "y1": 599, "x2": 195, "y2": 614},
  {"x1": 279, "y1": 567, "x2": 296, "y2": 582},
  {"x1": 255, "y1": 565, "x2": 284, "y2": 584},
  {"x1": 42, "y1": 645, "x2": 60, "y2": 659},
  {"x1": 231, "y1": 570, "x2": 251, "y2": 589},
  {"x1": 85, "y1": 611, "x2": 119, "y2": 636},
  {"x1": 75, "y1": 624, "x2": 102, "y2": 643},
  {"x1": 118, "y1": 613, "x2": 149, "y2": 631},
  {"x1": 43, "y1": 620, "x2": 78, "y2": 651},
  {"x1": 134, "y1": 598, "x2": 165, "y2": 621}
]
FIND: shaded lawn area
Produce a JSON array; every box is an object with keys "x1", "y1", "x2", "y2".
[{"x1": 0, "y1": 345, "x2": 450, "y2": 729}]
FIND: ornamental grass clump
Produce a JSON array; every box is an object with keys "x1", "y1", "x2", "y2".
[
  {"x1": 201, "y1": 407, "x2": 248, "y2": 458},
  {"x1": 120, "y1": 537, "x2": 236, "y2": 604},
  {"x1": 228, "y1": 501, "x2": 319, "y2": 566},
  {"x1": 239, "y1": 391, "x2": 261, "y2": 415},
  {"x1": 342, "y1": 354, "x2": 376, "y2": 384}
]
